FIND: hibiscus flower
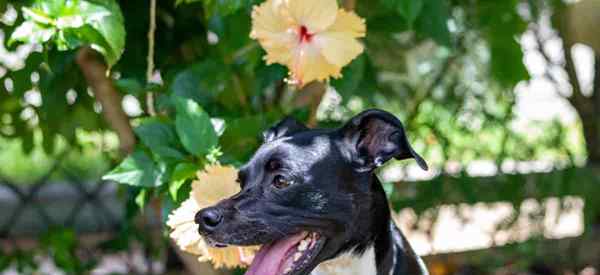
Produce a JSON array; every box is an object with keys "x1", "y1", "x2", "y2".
[
  {"x1": 251, "y1": 0, "x2": 366, "y2": 87},
  {"x1": 167, "y1": 165, "x2": 258, "y2": 269}
]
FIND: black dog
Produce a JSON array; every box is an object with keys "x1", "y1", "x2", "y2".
[{"x1": 196, "y1": 109, "x2": 429, "y2": 275}]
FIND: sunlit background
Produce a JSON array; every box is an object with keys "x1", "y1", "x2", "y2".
[{"x1": 1, "y1": 0, "x2": 599, "y2": 274}]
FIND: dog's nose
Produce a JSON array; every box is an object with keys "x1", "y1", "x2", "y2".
[{"x1": 195, "y1": 207, "x2": 223, "y2": 232}]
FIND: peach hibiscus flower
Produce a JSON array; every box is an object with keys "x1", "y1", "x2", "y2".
[
  {"x1": 167, "y1": 165, "x2": 258, "y2": 269},
  {"x1": 250, "y1": 0, "x2": 366, "y2": 87}
]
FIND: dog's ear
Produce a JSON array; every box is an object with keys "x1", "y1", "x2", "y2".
[
  {"x1": 339, "y1": 109, "x2": 428, "y2": 172},
  {"x1": 263, "y1": 117, "x2": 309, "y2": 142}
]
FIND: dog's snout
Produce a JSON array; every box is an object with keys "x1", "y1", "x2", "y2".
[{"x1": 195, "y1": 207, "x2": 223, "y2": 232}]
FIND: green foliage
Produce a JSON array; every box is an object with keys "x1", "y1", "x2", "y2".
[
  {"x1": 0, "y1": 227, "x2": 98, "y2": 274},
  {"x1": 415, "y1": 0, "x2": 451, "y2": 47},
  {"x1": 103, "y1": 149, "x2": 167, "y2": 187},
  {"x1": 0, "y1": 133, "x2": 111, "y2": 184},
  {"x1": 397, "y1": 0, "x2": 424, "y2": 27},
  {"x1": 134, "y1": 118, "x2": 185, "y2": 161},
  {"x1": 474, "y1": 0, "x2": 530, "y2": 86},
  {"x1": 382, "y1": 0, "x2": 424, "y2": 27},
  {"x1": 41, "y1": 228, "x2": 96, "y2": 274},
  {"x1": 0, "y1": 0, "x2": 582, "y2": 272},
  {"x1": 103, "y1": 94, "x2": 221, "y2": 200},
  {"x1": 174, "y1": 97, "x2": 219, "y2": 157},
  {"x1": 1, "y1": 0, "x2": 569, "y2": 220},
  {"x1": 170, "y1": 162, "x2": 199, "y2": 201},
  {"x1": 10, "y1": 0, "x2": 125, "y2": 66}
]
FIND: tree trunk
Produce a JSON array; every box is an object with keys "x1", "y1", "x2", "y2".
[
  {"x1": 586, "y1": 56, "x2": 600, "y2": 165},
  {"x1": 577, "y1": 56, "x2": 600, "y2": 166}
]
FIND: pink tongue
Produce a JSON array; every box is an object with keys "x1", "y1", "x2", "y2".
[{"x1": 245, "y1": 232, "x2": 307, "y2": 275}]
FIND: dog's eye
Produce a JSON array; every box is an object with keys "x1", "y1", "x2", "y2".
[{"x1": 272, "y1": 175, "x2": 293, "y2": 189}]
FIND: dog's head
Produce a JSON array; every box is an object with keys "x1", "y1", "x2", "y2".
[{"x1": 195, "y1": 109, "x2": 427, "y2": 275}]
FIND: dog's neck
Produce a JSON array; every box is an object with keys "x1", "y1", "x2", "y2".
[{"x1": 312, "y1": 175, "x2": 428, "y2": 275}]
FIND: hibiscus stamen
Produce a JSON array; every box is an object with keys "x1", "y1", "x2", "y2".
[{"x1": 299, "y1": 26, "x2": 313, "y2": 43}]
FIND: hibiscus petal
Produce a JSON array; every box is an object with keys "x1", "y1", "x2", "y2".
[
  {"x1": 167, "y1": 165, "x2": 259, "y2": 269},
  {"x1": 314, "y1": 32, "x2": 364, "y2": 68},
  {"x1": 290, "y1": 43, "x2": 342, "y2": 86},
  {"x1": 193, "y1": 165, "x2": 240, "y2": 207},
  {"x1": 327, "y1": 10, "x2": 366, "y2": 38},
  {"x1": 251, "y1": 0, "x2": 297, "y2": 65},
  {"x1": 286, "y1": 0, "x2": 338, "y2": 33},
  {"x1": 206, "y1": 246, "x2": 254, "y2": 269},
  {"x1": 167, "y1": 198, "x2": 199, "y2": 228}
]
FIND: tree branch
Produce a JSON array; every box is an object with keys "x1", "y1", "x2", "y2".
[
  {"x1": 554, "y1": 13, "x2": 590, "y2": 114},
  {"x1": 532, "y1": 25, "x2": 573, "y2": 103},
  {"x1": 293, "y1": 82, "x2": 327, "y2": 127},
  {"x1": 342, "y1": 0, "x2": 356, "y2": 10},
  {"x1": 563, "y1": 45, "x2": 589, "y2": 108},
  {"x1": 76, "y1": 47, "x2": 136, "y2": 154},
  {"x1": 146, "y1": 0, "x2": 157, "y2": 116}
]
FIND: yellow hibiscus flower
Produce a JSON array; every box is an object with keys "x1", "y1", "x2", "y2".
[
  {"x1": 250, "y1": 0, "x2": 366, "y2": 87},
  {"x1": 167, "y1": 165, "x2": 258, "y2": 269}
]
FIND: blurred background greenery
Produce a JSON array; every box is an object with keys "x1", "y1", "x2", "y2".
[{"x1": 0, "y1": 0, "x2": 599, "y2": 274}]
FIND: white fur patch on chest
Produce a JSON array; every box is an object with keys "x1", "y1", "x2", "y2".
[{"x1": 310, "y1": 247, "x2": 377, "y2": 275}]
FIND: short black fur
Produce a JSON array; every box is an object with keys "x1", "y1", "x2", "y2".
[{"x1": 195, "y1": 109, "x2": 429, "y2": 275}]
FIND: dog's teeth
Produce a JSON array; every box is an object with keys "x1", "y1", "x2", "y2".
[
  {"x1": 284, "y1": 267, "x2": 292, "y2": 274},
  {"x1": 294, "y1": 252, "x2": 302, "y2": 261},
  {"x1": 298, "y1": 240, "x2": 309, "y2": 251}
]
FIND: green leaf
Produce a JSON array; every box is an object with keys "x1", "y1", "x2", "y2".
[
  {"x1": 79, "y1": 0, "x2": 126, "y2": 66},
  {"x1": 397, "y1": 0, "x2": 424, "y2": 26},
  {"x1": 55, "y1": 15, "x2": 85, "y2": 29},
  {"x1": 0, "y1": 1, "x2": 7, "y2": 14},
  {"x1": 170, "y1": 61, "x2": 228, "y2": 108},
  {"x1": 170, "y1": 179, "x2": 186, "y2": 202},
  {"x1": 135, "y1": 188, "x2": 149, "y2": 210},
  {"x1": 177, "y1": 0, "x2": 247, "y2": 17},
  {"x1": 476, "y1": 1, "x2": 529, "y2": 87},
  {"x1": 167, "y1": 162, "x2": 200, "y2": 205},
  {"x1": 103, "y1": 150, "x2": 165, "y2": 187},
  {"x1": 171, "y1": 162, "x2": 200, "y2": 182},
  {"x1": 22, "y1": 7, "x2": 55, "y2": 25},
  {"x1": 13, "y1": 0, "x2": 126, "y2": 66},
  {"x1": 175, "y1": 0, "x2": 200, "y2": 5},
  {"x1": 9, "y1": 21, "x2": 56, "y2": 45},
  {"x1": 415, "y1": 0, "x2": 451, "y2": 47},
  {"x1": 134, "y1": 118, "x2": 185, "y2": 161},
  {"x1": 173, "y1": 97, "x2": 219, "y2": 157},
  {"x1": 331, "y1": 55, "x2": 366, "y2": 99},
  {"x1": 21, "y1": 131, "x2": 34, "y2": 154},
  {"x1": 380, "y1": 0, "x2": 398, "y2": 10},
  {"x1": 255, "y1": 63, "x2": 287, "y2": 91},
  {"x1": 368, "y1": 14, "x2": 409, "y2": 33},
  {"x1": 115, "y1": 78, "x2": 145, "y2": 96},
  {"x1": 220, "y1": 112, "x2": 281, "y2": 162},
  {"x1": 489, "y1": 35, "x2": 529, "y2": 87}
]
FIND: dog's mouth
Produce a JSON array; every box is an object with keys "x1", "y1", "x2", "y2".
[{"x1": 245, "y1": 231, "x2": 326, "y2": 275}]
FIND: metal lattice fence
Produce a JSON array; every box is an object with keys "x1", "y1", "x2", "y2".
[
  {"x1": 0, "y1": 153, "x2": 171, "y2": 275},
  {"x1": 0, "y1": 152, "x2": 598, "y2": 274},
  {"x1": 0, "y1": 179, "x2": 122, "y2": 239},
  {"x1": 0, "y1": 152, "x2": 123, "y2": 239}
]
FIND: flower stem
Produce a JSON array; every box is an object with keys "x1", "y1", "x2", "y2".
[{"x1": 343, "y1": 0, "x2": 356, "y2": 10}]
